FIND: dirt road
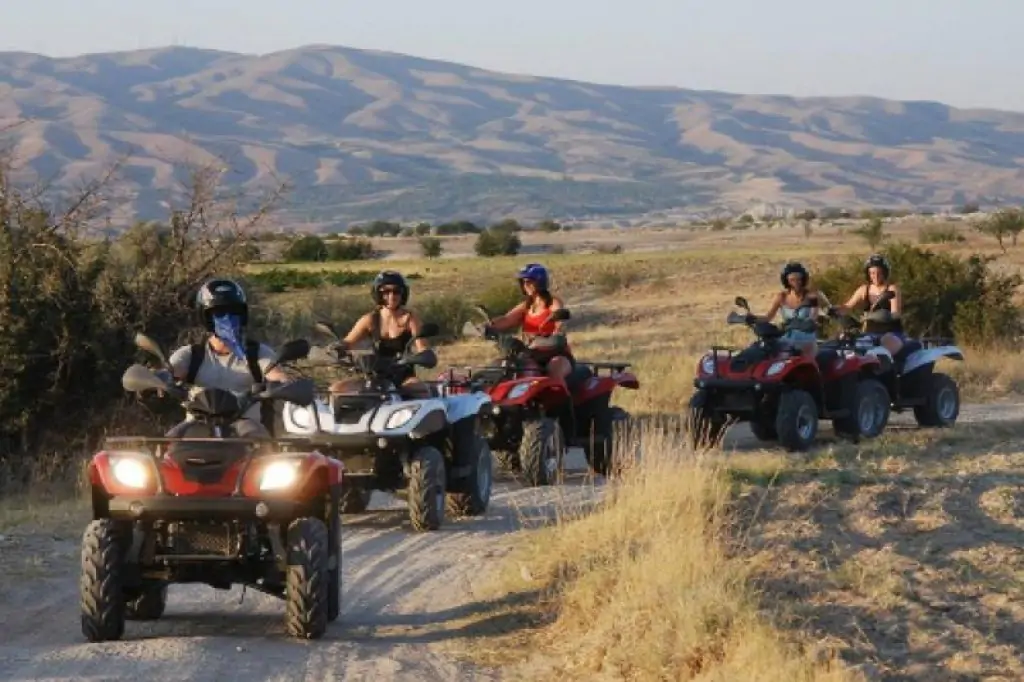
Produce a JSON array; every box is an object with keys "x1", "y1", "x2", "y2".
[{"x1": 1, "y1": 402, "x2": 1023, "y2": 681}]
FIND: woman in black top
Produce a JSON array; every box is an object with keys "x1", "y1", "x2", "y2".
[
  {"x1": 831, "y1": 254, "x2": 906, "y2": 358},
  {"x1": 329, "y1": 270, "x2": 432, "y2": 398}
]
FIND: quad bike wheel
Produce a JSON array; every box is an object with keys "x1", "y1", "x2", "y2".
[
  {"x1": 584, "y1": 405, "x2": 629, "y2": 477},
  {"x1": 749, "y1": 418, "x2": 778, "y2": 442},
  {"x1": 339, "y1": 484, "x2": 372, "y2": 514},
  {"x1": 519, "y1": 418, "x2": 564, "y2": 486},
  {"x1": 285, "y1": 517, "x2": 329, "y2": 639},
  {"x1": 833, "y1": 378, "x2": 891, "y2": 441},
  {"x1": 407, "y1": 445, "x2": 446, "y2": 531},
  {"x1": 80, "y1": 519, "x2": 126, "y2": 642},
  {"x1": 775, "y1": 389, "x2": 819, "y2": 451},
  {"x1": 327, "y1": 488, "x2": 341, "y2": 623},
  {"x1": 913, "y1": 372, "x2": 960, "y2": 427},
  {"x1": 447, "y1": 424, "x2": 494, "y2": 517},
  {"x1": 125, "y1": 583, "x2": 168, "y2": 621},
  {"x1": 687, "y1": 390, "x2": 726, "y2": 449}
]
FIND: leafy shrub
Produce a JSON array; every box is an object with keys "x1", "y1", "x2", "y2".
[
  {"x1": 419, "y1": 236, "x2": 443, "y2": 258},
  {"x1": 813, "y1": 242, "x2": 1023, "y2": 347},
  {"x1": 474, "y1": 227, "x2": 522, "y2": 257},
  {"x1": 477, "y1": 281, "x2": 523, "y2": 317},
  {"x1": 283, "y1": 235, "x2": 329, "y2": 261},
  {"x1": 327, "y1": 237, "x2": 374, "y2": 261}
]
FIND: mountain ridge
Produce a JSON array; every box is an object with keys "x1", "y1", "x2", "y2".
[{"x1": 1, "y1": 43, "x2": 1022, "y2": 229}]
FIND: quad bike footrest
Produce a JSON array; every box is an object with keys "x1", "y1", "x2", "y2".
[{"x1": 108, "y1": 496, "x2": 305, "y2": 522}]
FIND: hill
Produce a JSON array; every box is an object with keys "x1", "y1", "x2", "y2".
[{"x1": 2, "y1": 44, "x2": 1024, "y2": 228}]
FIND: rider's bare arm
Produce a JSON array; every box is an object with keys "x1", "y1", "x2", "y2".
[
  {"x1": 833, "y1": 284, "x2": 867, "y2": 315},
  {"x1": 339, "y1": 312, "x2": 373, "y2": 349},
  {"x1": 167, "y1": 344, "x2": 192, "y2": 382},
  {"x1": 888, "y1": 284, "x2": 903, "y2": 317},
  {"x1": 547, "y1": 296, "x2": 567, "y2": 333},
  {"x1": 489, "y1": 302, "x2": 528, "y2": 332},
  {"x1": 406, "y1": 310, "x2": 431, "y2": 352},
  {"x1": 757, "y1": 292, "x2": 784, "y2": 323},
  {"x1": 257, "y1": 343, "x2": 291, "y2": 383}
]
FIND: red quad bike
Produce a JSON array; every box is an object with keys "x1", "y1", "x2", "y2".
[
  {"x1": 442, "y1": 305, "x2": 639, "y2": 483},
  {"x1": 80, "y1": 333, "x2": 343, "y2": 642},
  {"x1": 688, "y1": 296, "x2": 891, "y2": 451}
]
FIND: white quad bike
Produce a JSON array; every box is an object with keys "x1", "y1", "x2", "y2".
[
  {"x1": 278, "y1": 321, "x2": 494, "y2": 532},
  {"x1": 826, "y1": 290, "x2": 964, "y2": 428}
]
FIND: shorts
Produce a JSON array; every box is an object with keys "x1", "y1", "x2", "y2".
[{"x1": 782, "y1": 329, "x2": 817, "y2": 343}]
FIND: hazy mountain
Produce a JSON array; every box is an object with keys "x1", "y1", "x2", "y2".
[{"x1": 1, "y1": 44, "x2": 1023, "y2": 229}]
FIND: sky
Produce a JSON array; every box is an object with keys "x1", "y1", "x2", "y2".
[{"x1": 1, "y1": 0, "x2": 1021, "y2": 111}]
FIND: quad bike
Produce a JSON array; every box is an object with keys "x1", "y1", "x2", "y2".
[
  {"x1": 80, "y1": 333, "x2": 343, "y2": 643},
  {"x1": 447, "y1": 304, "x2": 639, "y2": 482},
  {"x1": 825, "y1": 290, "x2": 964, "y2": 428},
  {"x1": 689, "y1": 296, "x2": 892, "y2": 451},
  {"x1": 278, "y1": 320, "x2": 494, "y2": 532}
]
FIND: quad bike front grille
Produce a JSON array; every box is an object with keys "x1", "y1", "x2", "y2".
[
  {"x1": 332, "y1": 394, "x2": 384, "y2": 425},
  {"x1": 165, "y1": 521, "x2": 238, "y2": 557}
]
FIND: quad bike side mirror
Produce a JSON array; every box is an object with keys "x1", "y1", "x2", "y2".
[
  {"x1": 134, "y1": 332, "x2": 169, "y2": 370},
  {"x1": 263, "y1": 377, "x2": 316, "y2": 407},
  {"x1": 548, "y1": 308, "x2": 571, "y2": 322},
  {"x1": 122, "y1": 363, "x2": 186, "y2": 400},
  {"x1": 734, "y1": 296, "x2": 750, "y2": 311},
  {"x1": 268, "y1": 338, "x2": 311, "y2": 372},
  {"x1": 404, "y1": 348, "x2": 438, "y2": 370}
]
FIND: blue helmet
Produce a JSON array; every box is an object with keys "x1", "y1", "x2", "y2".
[{"x1": 516, "y1": 263, "x2": 549, "y2": 291}]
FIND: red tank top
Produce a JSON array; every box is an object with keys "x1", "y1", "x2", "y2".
[{"x1": 523, "y1": 303, "x2": 558, "y2": 336}]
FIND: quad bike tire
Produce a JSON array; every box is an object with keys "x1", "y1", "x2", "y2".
[
  {"x1": 833, "y1": 378, "x2": 890, "y2": 441},
  {"x1": 775, "y1": 389, "x2": 819, "y2": 452},
  {"x1": 688, "y1": 391, "x2": 726, "y2": 449},
  {"x1": 285, "y1": 517, "x2": 329, "y2": 639},
  {"x1": 80, "y1": 519, "x2": 126, "y2": 642},
  {"x1": 340, "y1": 485, "x2": 372, "y2": 514},
  {"x1": 913, "y1": 372, "x2": 960, "y2": 427},
  {"x1": 584, "y1": 405, "x2": 629, "y2": 477},
  {"x1": 125, "y1": 583, "x2": 167, "y2": 621},
  {"x1": 327, "y1": 488, "x2": 342, "y2": 623},
  {"x1": 408, "y1": 445, "x2": 446, "y2": 531},
  {"x1": 447, "y1": 423, "x2": 494, "y2": 517},
  {"x1": 519, "y1": 418, "x2": 563, "y2": 487},
  {"x1": 749, "y1": 419, "x2": 778, "y2": 442}
]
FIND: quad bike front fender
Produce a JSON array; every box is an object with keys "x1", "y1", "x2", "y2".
[
  {"x1": 492, "y1": 377, "x2": 569, "y2": 410},
  {"x1": 444, "y1": 391, "x2": 492, "y2": 423},
  {"x1": 903, "y1": 346, "x2": 964, "y2": 375}
]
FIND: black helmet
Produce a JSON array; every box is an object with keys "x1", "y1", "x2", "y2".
[
  {"x1": 371, "y1": 270, "x2": 409, "y2": 306},
  {"x1": 196, "y1": 278, "x2": 248, "y2": 330},
  {"x1": 864, "y1": 253, "x2": 890, "y2": 280},
  {"x1": 780, "y1": 261, "x2": 809, "y2": 289}
]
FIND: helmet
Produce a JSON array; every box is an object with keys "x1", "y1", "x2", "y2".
[
  {"x1": 516, "y1": 263, "x2": 549, "y2": 292},
  {"x1": 864, "y1": 253, "x2": 890, "y2": 280},
  {"x1": 371, "y1": 270, "x2": 409, "y2": 306},
  {"x1": 196, "y1": 278, "x2": 248, "y2": 330},
  {"x1": 780, "y1": 261, "x2": 809, "y2": 289}
]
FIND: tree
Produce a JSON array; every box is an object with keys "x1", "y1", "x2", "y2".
[
  {"x1": 850, "y1": 217, "x2": 887, "y2": 249},
  {"x1": 419, "y1": 236, "x2": 443, "y2": 258},
  {"x1": 283, "y1": 235, "x2": 329, "y2": 262},
  {"x1": 974, "y1": 208, "x2": 1024, "y2": 252},
  {"x1": 474, "y1": 227, "x2": 521, "y2": 257}
]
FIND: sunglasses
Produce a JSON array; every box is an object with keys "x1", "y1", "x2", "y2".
[{"x1": 379, "y1": 287, "x2": 402, "y2": 296}]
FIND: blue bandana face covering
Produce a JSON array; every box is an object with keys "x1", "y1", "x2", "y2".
[{"x1": 212, "y1": 313, "x2": 246, "y2": 359}]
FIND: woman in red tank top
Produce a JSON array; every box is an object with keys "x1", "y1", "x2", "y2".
[{"x1": 485, "y1": 263, "x2": 573, "y2": 383}]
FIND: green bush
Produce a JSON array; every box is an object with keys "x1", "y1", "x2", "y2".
[
  {"x1": 327, "y1": 237, "x2": 375, "y2": 261},
  {"x1": 813, "y1": 242, "x2": 1023, "y2": 347},
  {"x1": 918, "y1": 224, "x2": 964, "y2": 244},
  {"x1": 419, "y1": 236, "x2": 443, "y2": 258},
  {"x1": 477, "y1": 281, "x2": 523, "y2": 317},
  {"x1": 283, "y1": 235, "x2": 329, "y2": 261},
  {"x1": 474, "y1": 227, "x2": 522, "y2": 257}
]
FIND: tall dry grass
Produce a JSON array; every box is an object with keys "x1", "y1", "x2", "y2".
[{"x1": 488, "y1": 423, "x2": 864, "y2": 681}]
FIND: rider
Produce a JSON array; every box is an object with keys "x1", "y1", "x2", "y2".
[
  {"x1": 327, "y1": 270, "x2": 432, "y2": 398},
  {"x1": 484, "y1": 263, "x2": 573, "y2": 383},
  {"x1": 830, "y1": 253, "x2": 906, "y2": 358},
  {"x1": 754, "y1": 262, "x2": 830, "y2": 356},
  {"x1": 166, "y1": 278, "x2": 290, "y2": 438}
]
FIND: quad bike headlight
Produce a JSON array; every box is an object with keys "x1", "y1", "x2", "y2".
[
  {"x1": 290, "y1": 405, "x2": 313, "y2": 429},
  {"x1": 259, "y1": 459, "x2": 302, "y2": 491},
  {"x1": 699, "y1": 354, "x2": 716, "y2": 375},
  {"x1": 386, "y1": 406, "x2": 420, "y2": 429},
  {"x1": 765, "y1": 361, "x2": 788, "y2": 377},
  {"x1": 111, "y1": 457, "x2": 150, "y2": 489}
]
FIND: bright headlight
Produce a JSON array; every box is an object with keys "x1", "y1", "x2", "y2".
[
  {"x1": 700, "y1": 354, "x2": 716, "y2": 374},
  {"x1": 386, "y1": 406, "x2": 419, "y2": 429},
  {"x1": 765, "y1": 361, "x2": 787, "y2": 377},
  {"x1": 507, "y1": 382, "x2": 532, "y2": 399},
  {"x1": 260, "y1": 460, "x2": 301, "y2": 491},
  {"x1": 112, "y1": 457, "x2": 149, "y2": 489}
]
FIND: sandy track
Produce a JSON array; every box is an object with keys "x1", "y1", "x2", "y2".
[
  {"x1": 0, "y1": 456, "x2": 600, "y2": 682},
  {"x1": 2, "y1": 403, "x2": 1024, "y2": 681}
]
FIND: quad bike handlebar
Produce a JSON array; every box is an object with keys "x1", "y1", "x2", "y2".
[
  {"x1": 124, "y1": 333, "x2": 316, "y2": 428},
  {"x1": 309, "y1": 319, "x2": 440, "y2": 391}
]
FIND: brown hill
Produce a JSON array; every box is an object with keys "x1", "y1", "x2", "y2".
[{"x1": 1, "y1": 44, "x2": 1023, "y2": 228}]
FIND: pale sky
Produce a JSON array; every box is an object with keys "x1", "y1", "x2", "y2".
[{"x1": 2, "y1": 0, "x2": 1021, "y2": 111}]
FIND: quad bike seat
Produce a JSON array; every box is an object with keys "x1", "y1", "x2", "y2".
[
  {"x1": 814, "y1": 348, "x2": 839, "y2": 370},
  {"x1": 564, "y1": 364, "x2": 594, "y2": 394}
]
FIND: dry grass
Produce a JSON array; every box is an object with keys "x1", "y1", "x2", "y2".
[{"x1": 462, "y1": 425, "x2": 863, "y2": 681}]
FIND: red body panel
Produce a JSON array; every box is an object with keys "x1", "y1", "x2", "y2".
[{"x1": 89, "y1": 449, "x2": 344, "y2": 500}]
